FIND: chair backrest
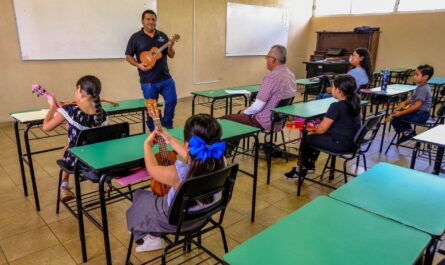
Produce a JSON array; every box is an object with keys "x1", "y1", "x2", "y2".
[
  {"x1": 168, "y1": 164, "x2": 239, "y2": 229},
  {"x1": 353, "y1": 113, "x2": 385, "y2": 153},
  {"x1": 356, "y1": 83, "x2": 369, "y2": 94},
  {"x1": 75, "y1": 122, "x2": 130, "y2": 147},
  {"x1": 270, "y1": 97, "x2": 294, "y2": 132},
  {"x1": 401, "y1": 69, "x2": 414, "y2": 84},
  {"x1": 370, "y1": 72, "x2": 382, "y2": 88},
  {"x1": 436, "y1": 101, "x2": 445, "y2": 122}
]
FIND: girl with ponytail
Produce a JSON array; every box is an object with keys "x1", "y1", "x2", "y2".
[
  {"x1": 126, "y1": 114, "x2": 226, "y2": 252},
  {"x1": 43, "y1": 75, "x2": 108, "y2": 201},
  {"x1": 285, "y1": 74, "x2": 361, "y2": 178}
]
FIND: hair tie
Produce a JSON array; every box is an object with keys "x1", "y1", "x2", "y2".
[{"x1": 188, "y1": 135, "x2": 225, "y2": 161}]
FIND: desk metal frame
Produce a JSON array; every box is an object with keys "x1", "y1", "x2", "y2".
[{"x1": 12, "y1": 102, "x2": 146, "y2": 211}]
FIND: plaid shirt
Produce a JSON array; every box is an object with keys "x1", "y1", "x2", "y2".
[{"x1": 254, "y1": 64, "x2": 296, "y2": 130}]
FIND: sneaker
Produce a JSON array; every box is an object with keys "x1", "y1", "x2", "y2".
[
  {"x1": 397, "y1": 130, "x2": 416, "y2": 144},
  {"x1": 284, "y1": 166, "x2": 308, "y2": 179},
  {"x1": 136, "y1": 235, "x2": 163, "y2": 252},
  {"x1": 60, "y1": 187, "x2": 75, "y2": 202}
]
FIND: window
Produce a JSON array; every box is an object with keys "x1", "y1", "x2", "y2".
[
  {"x1": 351, "y1": 0, "x2": 395, "y2": 14},
  {"x1": 398, "y1": 0, "x2": 445, "y2": 12},
  {"x1": 314, "y1": 0, "x2": 351, "y2": 16},
  {"x1": 314, "y1": 0, "x2": 445, "y2": 16}
]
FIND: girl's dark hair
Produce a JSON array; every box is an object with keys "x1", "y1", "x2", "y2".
[
  {"x1": 333, "y1": 74, "x2": 361, "y2": 116},
  {"x1": 76, "y1": 75, "x2": 104, "y2": 126},
  {"x1": 183, "y1": 114, "x2": 225, "y2": 205},
  {"x1": 354, "y1": 48, "x2": 373, "y2": 83}
]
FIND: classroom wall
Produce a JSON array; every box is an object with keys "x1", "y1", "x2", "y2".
[
  {"x1": 0, "y1": 0, "x2": 313, "y2": 123},
  {"x1": 308, "y1": 12, "x2": 445, "y2": 76}
]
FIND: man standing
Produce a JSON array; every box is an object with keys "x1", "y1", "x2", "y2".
[
  {"x1": 126, "y1": 9, "x2": 177, "y2": 130},
  {"x1": 224, "y1": 45, "x2": 296, "y2": 131}
]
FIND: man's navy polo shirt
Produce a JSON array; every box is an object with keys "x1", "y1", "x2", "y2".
[{"x1": 126, "y1": 29, "x2": 171, "y2": 83}]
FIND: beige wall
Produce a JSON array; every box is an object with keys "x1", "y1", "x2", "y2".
[
  {"x1": 309, "y1": 12, "x2": 445, "y2": 76},
  {"x1": 0, "y1": 0, "x2": 312, "y2": 122}
]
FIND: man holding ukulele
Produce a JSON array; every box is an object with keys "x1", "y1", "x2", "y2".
[{"x1": 126, "y1": 9, "x2": 178, "y2": 130}]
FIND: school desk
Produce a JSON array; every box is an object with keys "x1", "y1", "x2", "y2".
[
  {"x1": 69, "y1": 119, "x2": 260, "y2": 265},
  {"x1": 224, "y1": 196, "x2": 429, "y2": 265},
  {"x1": 411, "y1": 125, "x2": 445, "y2": 175},
  {"x1": 10, "y1": 98, "x2": 147, "y2": 211},
  {"x1": 360, "y1": 84, "x2": 416, "y2": 152},
  {"x1": 330, "y1": 162, "x2": 445, "y2": 265},
  {"x1": 296, "y1": 78, "x2": 320, "y2": 102},
  {"x1": 191, "y1": 85, "x2": 260, "y2": 116}
]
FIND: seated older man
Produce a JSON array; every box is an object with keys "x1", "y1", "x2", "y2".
[{"x1": 223, "y1": 44, "x2": 296, "y2": 131}]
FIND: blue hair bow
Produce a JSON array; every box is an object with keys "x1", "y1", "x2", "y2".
[{"x1": 188, "y1": 135, "x2": 226, "y2": 161}]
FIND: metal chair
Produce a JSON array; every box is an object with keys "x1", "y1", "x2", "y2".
[{"x1": 125, "y1": 164, "x2": 239, "y2": 265}]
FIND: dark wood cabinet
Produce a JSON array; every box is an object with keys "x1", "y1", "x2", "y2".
[{"x1": 304, "y1": 31, "x2": 380, "y2": 78}]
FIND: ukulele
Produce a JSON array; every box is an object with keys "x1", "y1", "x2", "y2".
[
  {"x1": 145, "y1": 99, "x2": 174, "y2": 196},
  {"x1": 32, "y1": 84, "x2": 119, "y2": 107},
  {"x1": 139, "y1": 34, "x2": 180, "y2": 70},
  {"x1": 31, "y1": 84, "x2": 65, "y2": 108}
]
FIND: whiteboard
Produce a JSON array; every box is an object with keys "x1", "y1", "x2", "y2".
[
  {"x1": 13, "y1": 0, "x2": 156, "y2": 60},
  {"x1": 225, "y1": 3, "x2": 289, "y2": 56}
]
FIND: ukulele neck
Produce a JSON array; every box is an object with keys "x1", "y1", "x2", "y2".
[{"x1": 153, "y1": 117, "x2": 169, "y2": 166}]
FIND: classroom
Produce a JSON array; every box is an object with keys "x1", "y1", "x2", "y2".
[{"x1": 1, "y1": 0, "x2": 445, "y2": 264}]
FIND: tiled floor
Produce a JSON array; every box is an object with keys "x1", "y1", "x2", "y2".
[{"x1": 0, "y1": 95, "x2": 443, "y2": 264}]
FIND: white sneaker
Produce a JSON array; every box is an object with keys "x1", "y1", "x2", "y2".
[{"x1": 135, "y1": 235, "x2": 163, "y2": 252}]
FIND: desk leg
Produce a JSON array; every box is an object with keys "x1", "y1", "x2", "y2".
[
  {"x1": 225, "y1": 98, "x2": 229, "y2": 116},
  {"x1": 192, "y1": 95, "x2": 197, "y2": 115},
  {"x1": 74, "y1": 163, "x2": 88, "y2": 262},
  {"x1": 410, "y1": 142, "x2": 420, "y2": 169},
  {"x1": 266, "y1": 130, "x2": 273, "y2": 185},
  {"x1": 142, "y1": 110, "x2": 146, "y2": 133},
  {"x1": 211, "y1": 99, "x2": 216, "y2": 117},
  {"x1": 24, "y1": 124, "x2": 40, "y2": 211},
  {"x1": 14, "y1": 121, "x2": 28, "y2": 196},
  {"x1": 424, "y1": 238, "x2": 439, "y2": 265},
  {"x1": 99, "y1": 175, "x2": 112, "y2": 265},
  {"x1": 297, "y1": 124, "x2": 308, "y2": 196},
  {"x1": 433, "y1": 146, "x2": 444, "y2": 175},
  {"x1": 251, "y1": 135, "x2": 259, "y2": 223},
  {"x1": 379, "y1": 100, "x2": 391, "y2": 153}
]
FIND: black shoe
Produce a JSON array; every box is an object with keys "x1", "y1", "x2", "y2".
[
  {"x1": 284, "y1": 166, "x2": 307, "y2": 179},
  {"x1": 396, "y1": 134, "x2": 410, "y2": 145},
  {"x1": 397, "y1": 130, "x2": 416, "y2": 145}
]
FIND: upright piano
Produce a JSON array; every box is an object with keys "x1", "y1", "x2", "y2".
[{"x1": 304, "y1": 31, "x2": 380, "y2": 78}]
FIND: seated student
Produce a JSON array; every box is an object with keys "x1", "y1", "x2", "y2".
[
  {"x1": 389, "y1": 64, "x2": 434, "y2": 144},
  {"x1": 317, "y1": 48, "x2": 373, "y2": 99},
  {"x1": 126, "y1": 114, "x2": 226, "y2": 252},
  {"x1": 223, "y1": 45, "x2": 296, "y2": 131},
  {"x1": 285, "y1": 75, "x2": 361, "y2": 177},
  {"x1": 42, "y1": 75, "x2": 108, "y2": 201}
]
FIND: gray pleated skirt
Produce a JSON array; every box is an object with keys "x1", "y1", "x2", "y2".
[
  {"x1": 126, "y1": 189, "x2": 175, "y2": 243},
  {"x1": 126, "y1": 189, "x2": 208, "y2": 243}
]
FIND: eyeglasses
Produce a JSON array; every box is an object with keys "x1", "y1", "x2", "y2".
[{"x1": 264, "y1": 55, "x2": 276, "y2": 60}]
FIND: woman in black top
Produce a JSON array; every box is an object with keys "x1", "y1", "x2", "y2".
[{"x1": 286, "y1": 75, "x2": 361, "y2": 178}]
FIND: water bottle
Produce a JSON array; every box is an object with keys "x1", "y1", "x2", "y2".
[{"x1": 381, "y1": 70, "x2": 390, "y2": 92}]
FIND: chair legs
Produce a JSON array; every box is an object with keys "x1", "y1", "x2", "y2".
[
  {"x1": 218, "y1": 225, "x2": 229, "y2": 253},
  {"x1": 280, "y1": 131, "x2": 289, "y2": 163},
  {"x1": 56, "y1": 169, "x2": 63, "y2": 214},
  {"x1": 125, "y1": 232, "x2": 134, "y2": 265},
  {"x1": 385, "y1": 132, "x2": 399, "y2": 154}
]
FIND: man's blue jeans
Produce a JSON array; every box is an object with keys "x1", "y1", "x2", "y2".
[{"x1": 141, "y1": 78, "x2": 177, "y2": 131}]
